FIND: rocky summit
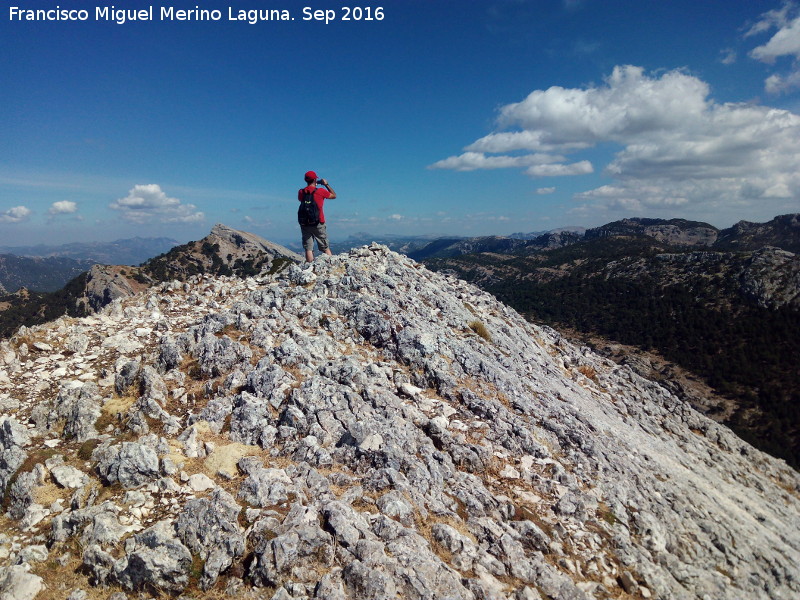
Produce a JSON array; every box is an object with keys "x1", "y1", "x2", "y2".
[{"x1": 0, "y1": 244, "x2": 798, "y2": 600}]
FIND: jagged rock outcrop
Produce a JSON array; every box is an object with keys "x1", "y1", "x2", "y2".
[
  {"x1": 79, "y1": 265, "x2": 145, "y2": 313},
  {"x1": 206, "y1": 223, "x2": 304, "y2": 263},
  {"x1": 738, "y1": 246, "x2": 800, "y2": 308},
  {"x1": 69, "y1": 225, "x2": 303, "y2": 314},
  {"x1": 141, "y1": 224, "x2": 303, "y2": 284},
  {"x1": 585, "y1": 218, "x2": 720, "y2": 246},
  {"x1": 0, "y1": 244, "x2": 797, "y2": 600},
  {"x1": 526, "y1": 230, "x2": 585, "y2": 251},
  {"x1": 716, "y1": 213, "x2": 800, "y2": 253}
]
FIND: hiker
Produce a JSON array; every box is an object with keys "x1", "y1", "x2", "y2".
[{"x1": 298, "y1": 170, "x2": 337, "y2": 262}]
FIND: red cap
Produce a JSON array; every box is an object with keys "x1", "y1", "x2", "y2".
[{"x1": 304, "y1": 171, "x2": 317, "y2": 182}]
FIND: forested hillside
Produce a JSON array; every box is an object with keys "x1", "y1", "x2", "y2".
[{"x1": 425, "y1": 233, "x2": 800, "y2": 468}]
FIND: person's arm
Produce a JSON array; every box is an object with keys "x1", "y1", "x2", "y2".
[{"x1": 319, "y1": 179, "x2": 337, "y2": 199}]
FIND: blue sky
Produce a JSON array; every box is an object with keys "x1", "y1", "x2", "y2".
[{"x1": 2, "y1": 0, "x2": 799, "y2": 247}]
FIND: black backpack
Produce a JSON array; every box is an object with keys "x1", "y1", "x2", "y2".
[{"x1": 298, "y1": 189, "x2": 320, "y2": 226}]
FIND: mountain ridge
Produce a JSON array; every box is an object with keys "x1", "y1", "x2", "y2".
[
  {"x1": 0, "y1": 244, "x2": 797, "y2": 599},
  {"x1": 407, "y1": 213, "x2": 799, "y2": 260}
]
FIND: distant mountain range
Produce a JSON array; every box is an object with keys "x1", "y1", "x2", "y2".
[
  {"x1": 0, "y1": 236, "x2": 179, "y2": 265},
  {"x1": 326, "y1": 229, "x2": 570, "y2": 256},
  {"x1": 0, "y1": 236, "x2": 179, "y2": 293},
  {"x1": 0, "y1": 254, "x2": 93, "y2": 293},
  {"x1": 407, "y1": 214, "x2": 800, "y2": 260}
]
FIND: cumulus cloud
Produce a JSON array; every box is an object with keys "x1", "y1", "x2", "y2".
[
  {"x1": 747, "y1": 2, "x2": 800, "y2": 93},
  {"x1": 49, "y1": 200, "x2": 78, "y2": 215},
  {"x1": 536, "y1": 187, "x2": 556, "y2": 195},
  {"x1": 429, "y1": 151, "x2": 565, "y2": 171},
  {"x1": 0, "y1": 206, "x2": 31, "y2": 223},
  {"x1": 110, "y1": 184, "x2": 205, "y2": 224},
  {"x1": 431, "y1": 65, "x2": 800, "y2": 217},
  {"x1": 764, "y1": 69, "x2": 800, "y2": 94}
]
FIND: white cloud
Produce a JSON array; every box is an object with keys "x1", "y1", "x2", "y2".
[
  {"x1": 0, "y1": 206, "x2": 31, "y2": 223},
  {"x1": 49, "y1": 200, "x2": 78, "y2": 215},
  {"x1": 536, "y1": 187, "x2": 556, "y2": 195},
  {"x1": 748, "y1": 3, "x2": 800, "y2": 61},
  {"x1": 495, "y1": 66, "x2": 710, "y2": 147},
  {"x1": 431, "y1": 65, "x2": 800, "y2": 219},
  {"x1": 110, "y1": 184, "x2": 205, "y2": 224},
  {"x1": 429, "y1": 151, "x2": 563, "y2": 172},
  {"x1": 747, "y1": 3, "x2": 800, "y2": 93},
  {"x1": 720, "y1": 48, "x2": 737, "y2": 65},
  {"x1": 526, "y1": 161, "x2": 593, "y2": 177},
  {"x1": 764, "y1": 69, "x2": 800, "y2": 94}
]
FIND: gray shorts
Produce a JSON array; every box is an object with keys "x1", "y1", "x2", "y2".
[{"x1": 301, "y1": 223, "x2": 330, "y2": 251}]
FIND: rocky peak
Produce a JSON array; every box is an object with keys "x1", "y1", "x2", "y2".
[
  {"x1": 715, "y1": 213, "x2": 800, "y2": 253},
  {"x1": 585, "y1": 218, "x2": 719, "y2": 247},
  {"x1": 79, "y1": 264, "x2": 149, "y2": 313},
  {"x1": 0, "y1": 244, "x2": 797, "y2": 600},
  {"x1": 70, "y1": 225, "x2": 304, "y2": 314},
  {"x1": 526, "y1": 230, "x2": 585, "y2": 251},
  {"x1": 208, "y1": 223, "x2": 302, "y2": 260},
  {"x1": 141, "y1": 224, "x2": 302, "y2": 284}
]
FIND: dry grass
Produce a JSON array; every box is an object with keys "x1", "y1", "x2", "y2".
[
  {"x1": 2, "y1": 447, "x2": 60, "y2": 510},
  {"x1": 10, "y1": 331, "x2": 49, "y2": 352},
  {"x1": 181, "y1": 356, "x2": 203, "y2": 381},
  {"x1": 577, "y1": 365, "x2": 598, "y2": 382},
  {"x1": 595, "y1": 501, "x2": 619, "y2": 526},
  {"x1": 96, "y1": 393, "x2": 138, "y2": 433},
  {"x1": 202, "y1": 441, "x2": 261, "y2": 479},
  {"x1": 467, "y1": 320, "x2": 492, "y2": 343},
  {"x1": 34, "y1": 481, "x2": 72, "y2": 508},
  {"x1": 31, "y1": 555, "x2": 122, "y2": 600}
]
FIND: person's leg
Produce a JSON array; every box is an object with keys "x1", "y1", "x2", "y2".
[
  {"x1": 301, "y1": 226, "x2": 314, "y2": 262},
  {"x1": 315, "y1": 224, "x2": 331, "y2": 258}
]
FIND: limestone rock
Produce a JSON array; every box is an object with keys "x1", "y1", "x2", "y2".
[
  {"x1": 82, "y1": 264, "x2": 140, "y2": 312},
  {"x1": 0, "y1": 565, "x2": 44, "y2": 600},
  {"x1": 51, "y1": 465, "x2": 90, "y2": 489},
  {"x1": 175, "y1": 488, "x2": 245, "y2": 589},
  {"x1": 0, "y1": 241, "x2": 796, "y2": 600},
  {"x1": 95, "y1": 442, "x2": 160, "y2": 488},
  {"x1": 110, "y1": 520, "x2": 192, "y2": 593}
]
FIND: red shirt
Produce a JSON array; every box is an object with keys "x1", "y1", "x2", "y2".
[{"x1": 298, "y1": 185, "x2": 331, "y2": 224}]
